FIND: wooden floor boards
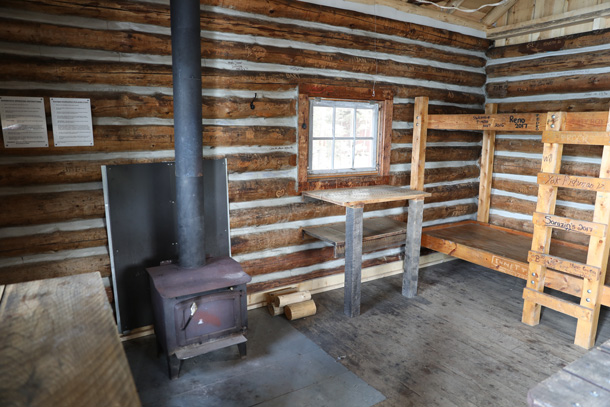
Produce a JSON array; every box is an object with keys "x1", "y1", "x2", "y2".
[{"x1": 290, "y1": 259, "x2": 610, "y2": 406}]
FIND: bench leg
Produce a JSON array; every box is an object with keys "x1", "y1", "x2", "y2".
[
  {"x1": 402, "y1": 198, "x2": 424, "y2": 298},
  {"x1": 344, "y1": 205, "x2": 363, "y2": 317}
]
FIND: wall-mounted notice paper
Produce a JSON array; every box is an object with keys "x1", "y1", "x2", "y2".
[
  {"x1": 0, "y1": 96, "x2": 49, "y2": 148},
  {"x1": 50, "y1": 98, "x2": 94, "y2": 147}
]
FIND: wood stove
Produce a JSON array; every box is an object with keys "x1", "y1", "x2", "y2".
[
  {"x1": 147, "y1": 258, "x2": 251, "y2": 379},
  {"x1": 144, "y1": 0, "x2": 251, "y2": 379}
]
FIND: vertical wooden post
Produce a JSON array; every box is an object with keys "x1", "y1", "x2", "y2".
[
  {"x1": 403, "y1": 97, "x2": 428, "y2": 298},
  {"x1": 410, "y1": 97, "x2": 429, "y2": 191},
  {"x1": 574, "y1": 110, "x2": 610, "y2": 348},
  {"x1": 403, "y1": 198, "x2": 424, "y2": 298},
  {"x1": 522, "y1": 112, "x2": 565, "y2": 326},
  {"x1": 344, "y1": 205, "x2": 363, "y2": 317},
  {"x1": 477, "y1": 103, "x2": 497, "y2": 223}
]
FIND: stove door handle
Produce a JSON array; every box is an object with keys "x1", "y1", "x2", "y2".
[{"x1": 181, "y1": 302, "x2": 198, "y2": 331}]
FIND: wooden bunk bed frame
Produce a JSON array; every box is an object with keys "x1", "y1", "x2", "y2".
[{"x1": 415, "y1": 97, "x2": 610, "y2": 313}]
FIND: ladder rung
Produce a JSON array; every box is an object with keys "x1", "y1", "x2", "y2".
[
  {"x1": 532, "y1": 212, "x2": 607, "y2": 238},
  {"x1": 523, "y1": 288, "x2": 593, "y2": 321},
  {"x1": 537, "y1": 172, "x2": 610, "y2": 192},
  {"x1": 528, "y1": 251, "x2": 601, "y2": 280},
  {"x1": 542, "y1": 131, "x2": 610, "y2": 145}
]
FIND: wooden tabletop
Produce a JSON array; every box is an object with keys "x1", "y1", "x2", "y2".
[
  {"x1": 302, "y1": 185, "x2": 430, "y2": 207},
  {"x1": 0, "y1": 273, "x2": 141, "y2": 407}
]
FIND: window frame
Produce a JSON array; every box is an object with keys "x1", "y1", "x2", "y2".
[{"x1": 297, "y1": 84, "x2": 393, "y2": 192}]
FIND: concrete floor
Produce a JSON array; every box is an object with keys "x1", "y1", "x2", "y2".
[
  {"x1": 124, "y1": 259, "x2": 610, "y2": 406},
  {"x1": 124, "y1": 307, "x2": 385, "y2": 406}
]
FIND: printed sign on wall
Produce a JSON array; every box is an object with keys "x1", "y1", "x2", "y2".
[
  {"x1": 0, "y1": 96, "x2": 49, "y2": 148},
  {"x1": 50, "y1": 98, "x2": 94, "y2": 147}
]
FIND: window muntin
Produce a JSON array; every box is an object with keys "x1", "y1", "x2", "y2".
[{"x1": 308, "y1": 99, "x2": 379, "y2": 175}]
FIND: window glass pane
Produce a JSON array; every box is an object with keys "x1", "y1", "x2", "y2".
[
  {"x1": 335, "y1": 108, "x2": 354, "y2": 139},
  {"x1": 312, "y1": 106, "x2": 333, "y2": 138},
  {"x1": 354, "y1": 139, "x2": 374, "y2": 169},
  {"x1": 311, "y1": 140, "x2": 332, "y2": 170},
  {"x1": 334, "y1": 140, "x2": 353, "y2": 169},
  {"x1": 356, "y1": 109, "x2": 374, "y2": 138}
]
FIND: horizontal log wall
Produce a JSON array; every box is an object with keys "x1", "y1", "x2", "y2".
[
  {"x1": 486, "y1": 29, "x2": 610, "y2": 247},
  {"x1": 0, "y1": 0, "x2": 487, "y2": 305}
]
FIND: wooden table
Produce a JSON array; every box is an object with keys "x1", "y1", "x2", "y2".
[
  {"x1": 528, "y1": 338, "x2": 610, "y2": 406},
  {"x1": 0, "y1": 273, "x2": 141, "y2": 407},
  {"x1": 303, "y1": 185, "x2": 430, "y2": 317}
]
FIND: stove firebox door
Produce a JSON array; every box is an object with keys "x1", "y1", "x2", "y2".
[{"x1": 174, "y1": 289, "x2": 244, "y2": 347}]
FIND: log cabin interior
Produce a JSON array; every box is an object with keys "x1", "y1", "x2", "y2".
[{"x1": 3, "y1": 0, "x2": 610, "y2": 405}]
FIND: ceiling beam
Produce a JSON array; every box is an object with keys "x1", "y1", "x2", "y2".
[
  {"x1": 487, "y1": 3, "x2": 610, "y2": 40},
  {"x1": 339, "y1": 0, "x2": 487, "y2": 30},
  {"x1": 444, "y1": 0, "x2": 465, "y2": 15},
  {"x1": 480, "y1": 0, "x2": 518, "y2": 26}
]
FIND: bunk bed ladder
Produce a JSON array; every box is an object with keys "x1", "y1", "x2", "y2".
[{"x1": 522, "y1": 109, "x2": 610, "y2": 349}]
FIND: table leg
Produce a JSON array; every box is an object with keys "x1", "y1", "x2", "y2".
[
  {"x1": 344, "y1": 205, "x2": 363, "y2": 317},
  {"x1": 402, "y1": 198, "x2": 424, "y2": 298}
]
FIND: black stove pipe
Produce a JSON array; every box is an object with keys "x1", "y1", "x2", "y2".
[{"x1": 170, "y1": 0, "x2": 206, "y2": 269}]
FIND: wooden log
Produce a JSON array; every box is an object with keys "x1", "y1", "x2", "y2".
[
  {"x1": 0, "y1": 55, "x2": 174, "y2": 87},
  {"x1": 199, "y1": 13, "x2": 486, "y2": 68},
  {"x1": 202, "y1": 39, "x2": 485, "y2": 88},
  {"x1": 228, "y1": 178, "x2": 297, "y2": 202},
  {"x1": 493, "y1": 156, "x2": 601, "y2": 178},
  {"x1": 0, "y1": 17, "x2": 170, "y2": 55},
  {"x1": 285, "y1": 300, "x2": 317, "y2": 320},
  {"x1": 0, "y1": 89, "x2": 294, "y2": 120},
  {"x1": 274, "y1": 291, "x2": 311, "y2": 307},
  {"x1": 0, "y1": 191, "x2": 105, "y2": 227},
  {"x1": 248, "y1": 253, "x2": 402, "y2": 293},
  {"x1": 242, "y1": 247, "x2": 336, "y2": 277},
  {"x1": 489, "y1": 214, "x2": 589, "y2": 247},
  {"x1": 0, "y1": 56, "x2": 484, "y2": 105},
  {"x1": 495, "y1": 138, "x2": 603, "y2": 158},
  {"x1": 0, "y1": 126, "x2": 296, "y2": 156},
  {"x1": 393, "y1": 103, "x2": 483, "y2": 122},
  {"x1": 0, "y1": 153, "x2": 294, "y2": 186},
  {"x1": 498, "y1": 98, "x2": 610, "y2": 114},
  {"x1": 390, "y1": 146, "x2": 481, "y2": 164},
  {"x1": 1, "y1": 0, "x2": 489, "y2": 50},
  {"x1": 231, "y1": 228, "x2": 317, "y2": 255},
  {"x1": 267, "y1": 303, "x2": 284, "y2": 316},
  {"x1": 203, "y1": 0, "x2": 490, "y2": 50},
  {"x1": 0, "y1": 255, "x2": 111, "y2": 285},
  {"x1": 490, "y1": 195, "x2": 593, "y2": 222},
  {"x1": 391, "y1": 129, "x2": 482, "y2": 144},
  {"x1": 389, "y1": 165, "x2": 480, "y2": 186},
  {"x1": 0, "y1": 228, "x2": 107, "y2": 258},
  {"x1": 487, "y1": 48, "x2": 610, "y2": 78},
  {"x1": 486, "y1": 27, "x2": 610, "y2": 59},
  {"x1": 300, "y1": 175, "x2": 391, "y2": 194},
  {"x1": 492, "y1": 178, "x2": 596, "y2": 205},
  {"x1": 487, "y1": 73, "x2": 610, "y2": 99}
]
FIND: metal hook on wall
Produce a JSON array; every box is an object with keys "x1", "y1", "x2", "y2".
[{"x1": 250, "y1": 93, "x2": 257, "y2": 110}]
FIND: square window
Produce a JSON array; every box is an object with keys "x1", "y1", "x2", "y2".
[
  {"x1": 308, "y1": 100, "x2": 379, "y2": 175},
  {"x1": 297, "y1": 85, "x2": 393, "y2": 191}
]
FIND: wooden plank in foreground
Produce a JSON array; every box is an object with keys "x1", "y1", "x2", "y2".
[{"x1": 0, "y1": 272, "x2": 140, "y2": 407}]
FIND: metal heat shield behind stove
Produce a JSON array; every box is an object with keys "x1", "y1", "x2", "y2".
[{"x1": 102, "y1": 159, "x2": 231, "y2": 334}]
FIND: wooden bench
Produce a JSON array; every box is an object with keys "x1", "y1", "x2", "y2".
[{"x1": 0, "y1": 272, "x2": 140, "y2": 407}]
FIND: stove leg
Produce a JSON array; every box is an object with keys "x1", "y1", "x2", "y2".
[
  {"x1": 237, "y1": 342, "x2": 247, "y2": 359},
  {"x1": 167, "y1": 354, "x2": 182, "y2": 380}
]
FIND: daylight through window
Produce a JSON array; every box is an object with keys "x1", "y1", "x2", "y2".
[{"x1": 309, "y1": 99, "x2": 379, "y2": 175}]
